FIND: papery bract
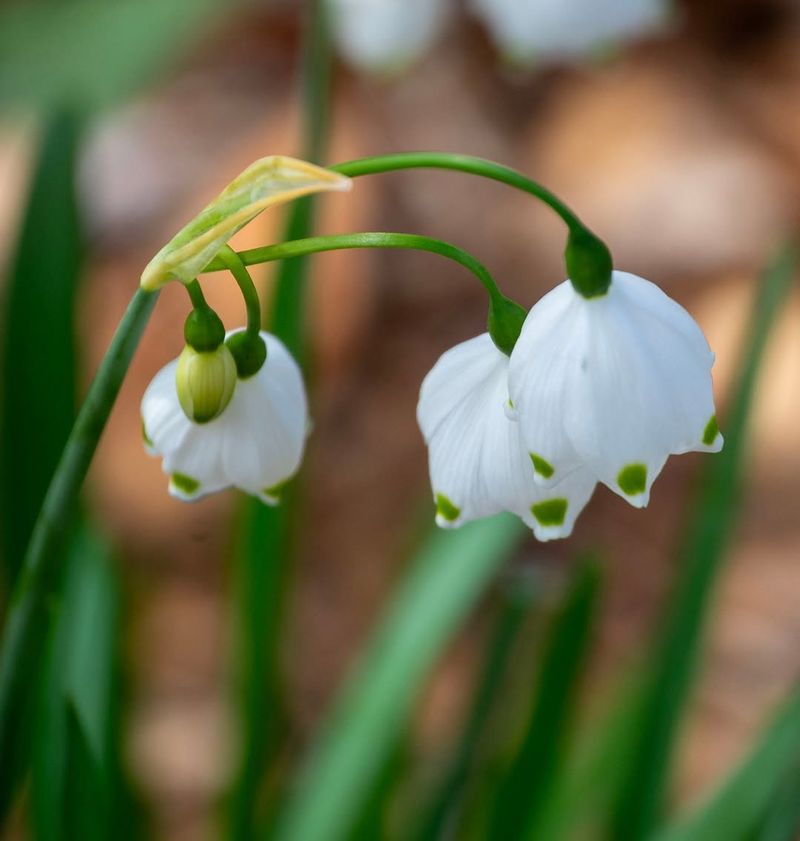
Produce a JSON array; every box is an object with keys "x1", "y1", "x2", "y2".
[
  {"x1": 140, "y1": 156, "x2": 351, "y2": 290},
  {"x1": 417, "y1": 333, "x2": 596, "y2": 541},
  {"x1": 142, "y1": 330, "x2": 308, "y2": 503},
  {"x1": 508, "y1": 271, "x2": 722, "y2": 508}
]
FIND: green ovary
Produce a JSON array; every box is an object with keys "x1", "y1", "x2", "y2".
[
  {"x1": 617, "y1": 463, "x2": 647, "y2": 496},
  {"x1": 171, "y1": 473, "x2": 200, "y2": 495},
  {"x1": 531, "y1": 498, "x2": 568, "y2": 527},
  {"x1": 529, "y1": 453, "x2": 555, "y2": 479},
  {"x1": 702, "y1": 414, "x2": 719, "y2": 446},
  {"x1": 435, "y1": 493, "x2": 461, "y2": 522}
]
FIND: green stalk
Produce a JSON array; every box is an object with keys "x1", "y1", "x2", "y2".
[
  {"x1": 0, "y1": 288, "x2": 158, "y2": 772},
  {"x1": 216, "y1": 246, "x2": 262, "y2": 337},
  {"x1": 330, "y1": 153, "x2": 613, "y2": 298},
  {"x1": 227, "y1": 3, "x2": 332, "y2": 839},
  {"x1": 205, "y1": 232, "x2": 525, "y2": 354}
]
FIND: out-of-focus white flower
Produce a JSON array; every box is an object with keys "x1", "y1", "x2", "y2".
[
  {"x1": 471, "y1": 0, "x2": 670, "y2": 63},
  {"x1": 328, "y1": 0, "x2": 450, "y2": 74},
  {"x1": 142, "y1": 330, "x2": 308, "y2": 504},
  {"x1": 417, "y1": 333, "x2": 596, "y2": 541},
  {"x1": 508, "y1": 271, "x2": 722, "y2": 508}
]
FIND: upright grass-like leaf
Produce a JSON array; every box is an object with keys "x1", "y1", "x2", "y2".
[
  {"x1": 0, "y1": 111, "x2": 82, "y2": 822},
  {"x1": 654, "y1": 683, "x2": 800, "y2": 841},
  {"x1": 228, "y1": 3, "x2": 333, "y2": 838},
  {"x1": 32, "y1": 524, "x2": 120, "y2": 841},
  {"x1": 610, "y1": 246, "x2": 798, "y2": 840},
  {"x1": 487, "y1": 559, "x2": 602, "y2": 841},
  {"x1": 755, "y1": 761, "x2": 800, "y2": 841},
  {"x1": 0, "y1": 111, "x2": 82, "y2": 593},
  {"x1": 414, "y1": 575, "x2": 537, "y2": 841},
  {"x1": 0, "y1": 0, "x2": 225, "y2": 111},
  {"x1": 272, "y1": 515, "x2": 525, "y2": 841}
]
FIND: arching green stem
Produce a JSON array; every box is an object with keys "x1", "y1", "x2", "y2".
[
  {"x1": 216, "y1": 245, "x2": 262, "y2": 338},
  {"x1": 205, "y1": 232, "x2": 527, "y2": 354},
  {"x1": 185, "y1": 278, "x2": 208, "y2": 309},
  {"x1": 330, "y1": 153, "x2": 613, "y2": 298}
]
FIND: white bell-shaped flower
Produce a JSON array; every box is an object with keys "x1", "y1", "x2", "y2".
[
  {"x1": 508, "y1": 271, "x2": 722, "y2": 509},
  {"x1": 417, "y1": 333, "x2": 596, "y2": 541},
  {"x1": 471, "y1": 0, "x2": 669, "y2": 63},
  {"x1": 141, "y1": 330, "x2": 308, "y2": 504},
  {"x1": 328, "y1": 0, "x2": 449, "y2": 74}
]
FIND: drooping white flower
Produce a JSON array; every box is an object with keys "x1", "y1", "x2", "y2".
[
  {"x1": 471, "y1": 0, "x2": 670, "y2": 63},
  {"x1": 417, "y1": 333, "x2": 596, "y2": 541},
  {"x1": 141, "y1": 330, "x2": 308, "y2": 504},
  {"x1": 328, "y1": 0, "x2": 449, "y2": 74},
  {"x1": 508, "y1": 271, "x2": 722, "y2": 508}
]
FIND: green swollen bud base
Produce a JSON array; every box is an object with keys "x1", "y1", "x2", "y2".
[
  {"x1": 226, "y1": 332, "x2": 267, "y2": 379},
  {"x1": 488, "y1": 295, "x2": 527, "y2": 355},
  {"x1": 184, "y1": 305, "x2": 226, "y2": 351},
  {"x1": 176, "y1": 344, "x2": 237, "y2": 424},
  {"x1": 565, "y1": 226, "x2": 613, "y2": 299}
]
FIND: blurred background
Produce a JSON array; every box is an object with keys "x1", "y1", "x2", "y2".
[{"x1": 1, "y1": 1, "x2": 800, "y2": 839}]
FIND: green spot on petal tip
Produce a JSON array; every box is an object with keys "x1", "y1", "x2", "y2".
[
  {"x1": 171, "y1": 472, "x2": 200, "y2": 495},
  {"x1": 531, "y1": 498, "x2": 568, "y2": 527},
  {"x1": 702, "y1": 414, "x2": 719, "y2": 446},
  {"x1": 617, "y1": 463, "x2": 647, "y2": 496},
  {"x1": 435, "y1": 493, "x2": 461, "y2": 523},
  {"x1": 529, "y1": 453, "x2": 554, "y2": 479},
  {"x1": 141, "y1": 419, "x2": 153, "y2": 448},
  {"x1": 263, "y1": 479, "x2": 288, "y2": 500}
]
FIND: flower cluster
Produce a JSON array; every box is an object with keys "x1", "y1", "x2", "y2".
[
  {"x1": 417, "y1": 271, "x2": 722, "y2": 540},
  {"x1": 139, "y1": 154, "x2": 721, "y2": 544}
]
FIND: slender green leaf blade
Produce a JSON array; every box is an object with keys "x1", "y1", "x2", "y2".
[
  {"x1": 273, "y1": 515, "x2": 525, "y2": 841},
  {"x1": 487, "y1": 559, "x2": 602, "y2": 841},
  {"x1": 414, "y1": 575, "x2": 537, "y2": 841},
  {"x1": 0, "y1": 111, "x2": 82, "y2": 590},
  {"x1": 0, "y1": 0, "x2": 225, "y2": 112},
  {"x1": 655, "y1": 685, "x2": 800, "y2": 841},
  {"x1": 610, "y1": 246, "x2": 798, "y2": 840}
]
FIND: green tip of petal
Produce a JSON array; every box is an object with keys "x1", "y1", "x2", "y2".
[
  {"x1": 141, "y1": 419, "x2": 153, "y2": 448},
  {"x1": 529, "y1": 453, "x2": 555, "y2": 479},
  {"x1": 617, "y1": 463, "x2": 647, "y2": 496},
  {"x1": 702, "y1": 414, "x2": 720, "y2": 446},
  {"x1": 171, "y1": 473, "x2": 201, "y2": 496},
  {"x1": 435, "y1": 493, "x2": 461, "y2": 523},
  {"x1": 262, "y1": 480, "x2": 288, "y2": 501},
  {"x1": 531, "y1": 498, "x2": 568, "y2": 527}
]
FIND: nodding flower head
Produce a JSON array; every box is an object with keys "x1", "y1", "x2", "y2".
[
  {"x1": 508, "y1": 271, "x2": 722, "y2": 508},
  {"x1": 417, "y1": 333, "x2": 596, "y2": 541},
  {"x1": 142, "y1": 330, "x2": 309, "y2": 504}
]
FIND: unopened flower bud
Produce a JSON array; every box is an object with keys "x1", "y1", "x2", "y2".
[{"x1": 175, "y1": 344, "x2": 237, "y2": 424}]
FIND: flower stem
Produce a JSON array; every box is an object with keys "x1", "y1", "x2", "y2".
[
  {"x1": 0, "y1": 287, "x2": 158, "y2": 762},
  {"x1": 330, "y1": 153, "x2": 613, "y2": 298},
  {"x1": 205, "y1": 232, "x2": 527, "y2": 354},
  {"x1": 186, "y1": 278, "x2": 208, "y2": 309},
  {"x1": 216, "y1": 246, "x2": 262, "y2": 338}
]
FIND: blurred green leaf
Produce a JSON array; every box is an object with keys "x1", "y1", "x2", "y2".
[
  {"x1": 487, "y1": 559, "x2": 601, "y2": 841},
  {"x1": 655, "y1": 684, "x2": 800, "y2": 841},
  {"x1": 414, "y1": 574, "x2": 537, "y2": 841},
  {"x1": 273, "y1": 515, "x2": 525, "y2": 841},
  {"x1": 610, "y1": 246, "x2": 798, "y2": 840},
  {"x1": 32, "y1": 523, "x2": 119, "y2": 841},
  {"x1": 229, "y1": 5, "x2": 332, "y2": 839},
  {"x1": 0, "y1": 110, "x2": 83, "y2": 822},
  {"x1": 755, "y1": 760, "x2": 800, "y2": 841},
  {"x1": 0, "y1": 0, "x2": 226, "y2": 112},
  {"x1": 0, "y1": 111, "x2": 82, "y2": 590}
]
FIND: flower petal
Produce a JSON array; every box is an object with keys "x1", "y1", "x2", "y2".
[
  {"x1": 417, "y1": 334, "x2": 508, "y2": 527},
  {"x1": 140, "y1": 157, "x2": 351, "y2": 290},
  {"x1": 508, "y1": 280, "x2": 586, "y2": 485}
]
